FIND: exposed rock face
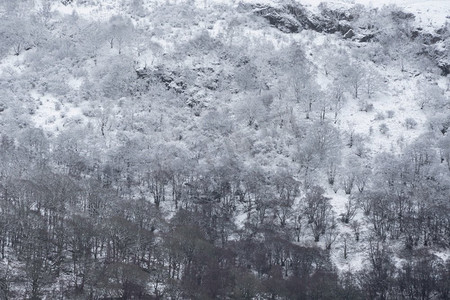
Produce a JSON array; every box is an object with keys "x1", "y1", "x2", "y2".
[
  {"x1": 247, "y1": 2, "x2": 449, "y2": 77},
  {"x1": 359, "y1": 33, "x2": 376, "y2": 43},
  {"x1": 439, "y1": 63, "x2": 450, "y2": 76},
  {"x1": 136, "y1": 66, "x2": 187, "y2": 94},
  {"x1": 251, "y1": 5, "x2": 303, "y2": 33},
  {"x1": 284, "y1": 4, "x2": 318, "y2": 31},
  {"x1": 412, "y1": 26, "x2": 449, "y2": 76},
  {"x1": 391, "y1": 10, "x2": 415, "y2": 21},
  {"x1": 421, "y1": 32, "x2": 443, "y2": 45},
  {"x1": 245, "y1": 3, "x2": 354, "y2": 35},
  {"x1": 343, "y1": 29, "x2": 355, "y2": 39},
  {"x1": 316, "y1": 4, "x2": 354, "y2": 34}
]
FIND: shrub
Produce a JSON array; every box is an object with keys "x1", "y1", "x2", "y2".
[
  {"x1": 379, "y1": 123, "x2": 389, "y2": 134},
  {"x1": 82, "y1": 107, "x2": 97, "y2": 117},
  {"x1": 386, "y1": 110, "x2": 395, "y2": 118},
  {"x1": 405, "y1": 118, "x2": 417, "y2": 129},
  {"x1": 359, "y1": 102, "x2": 374, "y2": 112},
  {"x1": 0, "y1": 102, "x2": 7, "y2": 112},
  {"x1": 375, "y1": 112, "x2": 385, "y2": 120},
  {"x1": 47, "y1": 116, "x2": 56, "y2": 124}
]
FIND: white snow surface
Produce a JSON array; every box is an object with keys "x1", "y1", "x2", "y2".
[
  {"x1": 52, "y1": 0, "x2": 450, "y2": 31},
  {"x1": 300, "y1": 0, "x2": 450, "y2": 32}
]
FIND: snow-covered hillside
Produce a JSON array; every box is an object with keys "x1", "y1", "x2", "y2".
[{"x1": 0, "y1": 0, "x2": 449, "y2": 298}]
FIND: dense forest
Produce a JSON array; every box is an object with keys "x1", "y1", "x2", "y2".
[{"x1": 0, "y1": 0, "x2": 449, "y2": 299}]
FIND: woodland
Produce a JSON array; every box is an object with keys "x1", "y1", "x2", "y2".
[{"x1": 0, "y1": 0, "x2": 449, "y2": 298}]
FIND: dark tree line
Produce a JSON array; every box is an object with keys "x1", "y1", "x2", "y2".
[{"x1": 0, "y1": 131, "x2": 449, "y2": 299}]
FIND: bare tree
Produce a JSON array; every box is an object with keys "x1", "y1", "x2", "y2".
[
  {"x1": 303, "y1": 186, "x2": 332, "y2": 242},
  {"x1": 344, "y1": 63, "x2": 366, "y2": 99}
]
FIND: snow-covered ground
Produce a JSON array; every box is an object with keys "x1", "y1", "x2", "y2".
[
  {"x1": 338, "y1": 71, "x2": 428, "y2": 154},
  {"x1": 30, "y1": 91, "x2": 85, "y2": 133},
  {"x1": 52, "y1": 0, "x2": 450, "y2": 30}
]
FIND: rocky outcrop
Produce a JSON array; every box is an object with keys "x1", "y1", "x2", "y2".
[
  {"x1": 250, "y1": 5, "x2": 303, "y2": 33},
  {"x1": 247, "y1": 2, "x2": 449, "y2": 77},
  {"x1": 412, "y1": 26, "x2": 449, "y2": 76},
  {"x1": 438, "y1": 62, "x2": 450, "y2": 76},
  {"x1": 244, "y1": 3, "x2": 354, "y2": 35},
  {"x1": 421, "y1": 32, "x2": 443, "y2": 45},
  {"x1": 391, "y1": 10, "x2": 415, "y2": 21},
  {"x1": 359, "y1": 33, "x2": 376, "y2": 43},
  {"x1": 343, "y1": 29, "x2": 355, "y2": 39},
  {"x1": 136, "y1": 66, "x2": 187, "y2": 94}
]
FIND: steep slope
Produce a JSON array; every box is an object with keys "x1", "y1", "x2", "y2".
[{"x1": 0, "y1": 0, "x2": 449, "y2": 298}]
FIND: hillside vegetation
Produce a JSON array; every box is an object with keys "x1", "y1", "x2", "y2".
[{"x1": 0, "y1": 0, "x2": 449, "y2": 298}]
